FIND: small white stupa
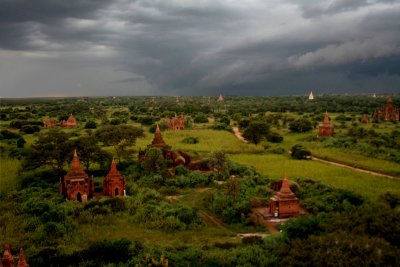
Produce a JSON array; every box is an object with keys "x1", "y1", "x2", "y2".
[
  {"x1": 218, "y1": 94, "x2": 224, "y2": 101},
  {"x1": 308, "y1": 91, "x2": 314, "y2": 100}
]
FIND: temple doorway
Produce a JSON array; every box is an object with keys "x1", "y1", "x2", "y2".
[
  {"x1": 77, "y1": 192, "x2": 82, "y2": 202},
  {"x1": 115, "y1": 188, "x2": 119, "y2": 196}
]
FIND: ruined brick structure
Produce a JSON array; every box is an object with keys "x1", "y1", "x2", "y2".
[
  {"x1": 164, "y1": 113, "x2": 185, "y2": 130},
  {"x1": 43, "y1": 117, "x2": 56, "y2": 128},
  {"x1": 61, "y1": 113, "x2": 77, "y2": 128},
  {"x1": 139, "y1": 124, "x2": 191, "y2": 167},
  {"x1": 61, "y1": 150, "x2": 93, "y2": 202},
  {"x1": 0, "y1": 245, "x2": 29, "y2": 267},
  {"x1": 139, "y1": 124, "x2": 172, "y2": 161},
  {"x1": 361, "y1": 114, "x2": 369, "y2": 124},
  {"x1": 318, "y1": 112, "x2": 335, "y2": 137},
  {"x1": 269, "y1": 175, "x2": 300, "y2": 218},
  {"x1": 103, "y1": 158, "x2": 126, "y2": 197},
  {"x1": 373, "y1": 97, "x2": 400, "y2": 121}
]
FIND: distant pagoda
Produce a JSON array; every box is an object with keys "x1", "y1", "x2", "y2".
[
  {"x1": 308, "y1": 91, "x2": 314, "y2": 100},
  {"x1": 318, "y1": 112, "x2": 335, "y2": 137}
]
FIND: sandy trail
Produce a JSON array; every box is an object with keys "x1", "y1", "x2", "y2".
[
  {"x1": 311, "y1": 156, "x2": 398, "y2": 180},
  {"x1": 232, "y1": 127, "x2": 247, "y2": 142}
]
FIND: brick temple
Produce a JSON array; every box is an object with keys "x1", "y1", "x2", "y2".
[
  {"x1": 373, "y1": 97, "x2": 400, "y2": 121},
  {"x1": 318, "y1": 112, "x2": 335, "y2": 137},
  {"x1": 269, "y1": 175, "x2": 300, "y2": 218},
  {"x1": 61, "y1": 113, "x2": 77, "y2": 128},
  {"x1": 164, "y1": 113, "x2": 185, "y2": 130},
  {"x1": 43, "y1": 117, "x2": 56, "y2": 128},
  {"x1": 103, "y1": 158, "x2": 126, "y2": 197},
  {"x1": 61, "y1": 150, "x2": 126, "y2": 202},
  {"x1": 0, "y1": 245, "x2": 29, "y2": 267},
  {"x1": 139, "y1": 124, "x2": 191, "y2": 167},
  {"x1": 61, "y1": 150, "x2": 93, "y2": 202}
]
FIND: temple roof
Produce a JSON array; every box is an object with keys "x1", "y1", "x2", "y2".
[
  {"x1": 276, "y1": 175, "x2": 297, "y2": 199},
  {"x1": 67, "y1": 113, "x2": 77, "y2": 123},
  {"x1": 18, "y1": 248, "x2": 29, "y2": 267},
  {"x1": 106, "y1": 158, "x2": 122, "y2": 180},
  {"x1": 151, "y1": 124, "x2": 166, "y2": 146},
  {"x1": 2, "y1": 244, "x2": 13, "y2": 262},
  {"x1": 323, "y1": 112, "x2": 330, "y2": 124},
  {"x1": 65, "y1": 150, "x2": 88, "y2": 180}
]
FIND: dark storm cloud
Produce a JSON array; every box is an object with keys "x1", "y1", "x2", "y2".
[{"x1": 0, "y1": 0, "x2": 399, "y2": 97}]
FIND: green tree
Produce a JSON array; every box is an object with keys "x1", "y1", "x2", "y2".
[
  {"x1": 289, "y1": 118, "x2": 313, "y2": 133},
  {"x1": 142, "y1": 148, "x2": 166, "y2": 176},
  {"x1": 291, "y1": 144, "x2": 311, "y2": 159},
  {"x1": 16, "y1": 137, "x2": 26, "y2": 148},
  {"x1": 208, "y1": 150, "x2": 229, "y2": 177},
  {"x1": 26, "y1": 129, "x2": 71, "y2": 179},
  {"x1": 70, "y1": 135, "x2": 108, "y2": 171},
  {"x1": 84, "y1": 120, "x2": 97, "y2": 129},
  {"x1": 242, "y1": 120, "x2": 270, "y2": 144},
  {"x1": 95, "y1": 125, "x2": 144, "y2": 162}
]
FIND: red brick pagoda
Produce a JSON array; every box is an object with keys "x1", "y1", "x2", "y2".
[
  {"x1": 61, "y1": 113, "x2": 77, "y2": 128},
  {"x1": 103, "y1": 158, "x2": 126, "y2": 198},
  {"x1": 0, "y1": 245, "x2": 29, "y2": 267},
  {"x1": 43, "y1": 117, "x2": 56, "y2": 128},
  {"x1": 269, "y1": 175, "x2": 300, "y2": 218},
  {"x1": 361, "y1": 114, "x2": 369, "y2": 124},
  {"x1": 61, "y1": 150, "x2": 93, "y2": 202},
  {"x1": 318, "y1": 112, "x2": 335, "y2": 137},
  {"x1": 373, "y1": 97, "x2": 400, "y2": 121},
  {"x1": 164, "y1": 113, "x2": 185, "y2": 130}
]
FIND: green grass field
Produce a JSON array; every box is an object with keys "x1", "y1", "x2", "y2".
[
  {"x1": 136, "y1": 129, "x2": 264, "y2": 154},
  {"x1": 229, "y1": 154, "x2": 400, "y2": 201},
  {"x1": 0, "y1": 157, "x2": 21, "y2": 195}
]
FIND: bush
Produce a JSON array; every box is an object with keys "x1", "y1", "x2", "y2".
[
  {"x1": 266, "y1": 132, "x2": 283, "y2": 143},
  {"x1": 289, "y1": 118, "x2": 313, "y2": 133},
  {"x1": 291, "y1": 144, "x2": 311, "y2": 159},
  {"x1": 181, "y1": 136, "x2": 199, "y2": 144},
  {"x1": 211, "y1": 122, "x2": 231, "y2": 131},
  {"x1": 193, "y1": 114, "x2": 208, "y2": 123},
  {"x1": 0, "y1": 130, "x2": 21, "y2": 140},
  {"x1": 84, "y1": 120, "x2": 97, "y2": 129},
  {"x1": 20, "y1": 125, "x2": 41, "y2": 134},
  {"x1": 17, "y1": 137, "x2": 26, "y2": 148}
]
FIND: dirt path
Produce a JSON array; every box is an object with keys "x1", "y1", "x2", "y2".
[
  {"x1": 232, "y1": 127, "x2": 247, "y2": 143},
  {"x1": 200, "y1": 211, "x2": 233, "y2": 233},
  {"x1": 311, "y1": 156, "x2": 398, "y2": 180}
]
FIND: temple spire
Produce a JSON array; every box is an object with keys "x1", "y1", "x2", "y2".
[
  {"x1": 151, "y1": 124, "x2": 165, "y2": 146},
  {"x1": 323, "y1": 112, "x2": 330, "y2": 124},
  {"x1": 2, "y1": 244, "x2": 13, "y2": 263},
  {"x1": 18, "y1": 248, "x2": 29, "y2": 267}
]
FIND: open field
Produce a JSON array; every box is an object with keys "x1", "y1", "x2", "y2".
[
  {"x1": 136, "y1": 129, "x2": 264, "y2": 154},
  {"x1": 0, "y1": 157, "x2": 21, "y2": 195},
  {"x1": 229, "y1": 153, "x2": 400, "y2": 201}
]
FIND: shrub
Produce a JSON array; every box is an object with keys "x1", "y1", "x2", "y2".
[
  {"x1": 291, "y1": 144, "x2": 311, "y2": 159},
  {"x1": 289, "y1": 118, "x2": 313, "y2": 133},
  {"x1": 266, "y1": 132, "x2": 283, "y2": 143},
  {"x1": 0, "y1": 130, "x2": 21, "y2": 140},
  {"x1": 193, "y1": 114, "x2": 208, "y2": 123},
  {"x1": 181, "y1": 136, "x2": 199, "y2": 144},
  {"x1": 20, "y1": 125, "x2": 41, "y2": 134},
  {"x1": 84, "y1": 120, "x2": 97, "y2": 129}
]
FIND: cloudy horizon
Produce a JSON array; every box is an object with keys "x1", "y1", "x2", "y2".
[{"x1": 0, "y1": 0, "x2": 399, "y2": 97}]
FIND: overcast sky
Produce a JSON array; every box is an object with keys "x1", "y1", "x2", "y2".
[{"x1": 0, "y1": 0, "x2": 399, "y2": 97}]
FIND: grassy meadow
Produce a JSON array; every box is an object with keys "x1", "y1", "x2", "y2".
[
  {"x1": 229, "y1": 153, "x2": 400, "y2": 201},
  {"x1": 0, "y1": 158, "x2": 21, "y2": 195}
]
